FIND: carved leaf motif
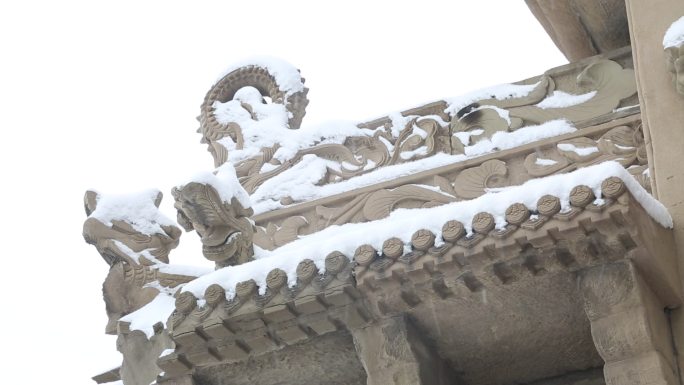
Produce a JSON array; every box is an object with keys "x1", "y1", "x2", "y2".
[
  {"x1": 451, "y1": 108, "x2": 509, "y2": 151},
  {"x1": 362, "y1": 185, "x2": 455, "y2": 221},
  {"x1": 315, "y1": 194, "x2": 370, "y2": 225},
  {"x1": 556, "y1": 137, "x2": 601, "y2": 163},
  {"x1": 301, "y1": 144, "x2": 364, "y2": 169},
  {"x1": 348, "y1": 135, "x2": 391, "y2": 168},
  {"x1": 434, "y1": 175, "x2": 456, "y2": 196},
  {"x1": 523, "y1": 152, "x2": 569, "y2": 177},
  {"x1": 395, "y1": 118, "x2": 442, "y2": 161},
  {"x1": 273, "y1": 216, "x2": 308, "y2": 247},
  {"x1": 453, "y1": 160, "x2": 508, "y2": 199},
  {"x1": 184, "y1": 185, "x2": 224, "y2": 227},
  {"x1": 628, "y1": 165, "x2": 651, "y2": 192},
  {"x1": 507, "y1": 60, "x2": 637, "y2": 125},
  {"x1": 253, "y1": 224, "x2": 277, "y2": 250},
  {"x1": 597, "y1": 125, "x2": 637, "y2": 156}
]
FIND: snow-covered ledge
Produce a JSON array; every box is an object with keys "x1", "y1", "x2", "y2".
[{"x1": 664, "y1": 16, "x2": 684, "y2": 95}]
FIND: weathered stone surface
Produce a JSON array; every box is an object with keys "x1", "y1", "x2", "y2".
[
  {"x1": 191, "y1": 331, "x2": 366, "y2": 385},
  {"x1": 580, "y1": 261, "x2": 679, "y2": 385},
  {"x1": 627, "y1": 2, "x2": 684, "y2": 378},
  {"x1": 352, "y1": 315, "x2": 456, "y2": 385},
  {"x1": 526, "y1": 0, "x2": 629, "y2": 61},
  {"x1": 103, "y1": 263, "x2": 159, "y2": 335},
  {"x1": 92, "y1": 367, "x2": 120, "y2": 384},
  {"x1": 665, "y1": 44, "x2": 684, "y2": 96},
  {"x1": 118, "y1": 330, "x2": 174, "y2": 385}
]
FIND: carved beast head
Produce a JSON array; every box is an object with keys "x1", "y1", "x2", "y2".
[
  {"x1": 83, "y1": 190, "x2": 181, "y2": 265},
  {"x1": 171, "y1": 182, "x2": 255, "y2": 268}
]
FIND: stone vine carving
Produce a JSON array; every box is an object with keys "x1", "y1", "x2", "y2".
[
  {"x1": 523, "y1": 124, "x2": 650, "y2": 191},
  {"x1": 199, "y1": 59, "x2": 641, "y2": 250},
  {"x1": 665, "y1": 43, "x2": 684, "y2": 95},
  {"x1": 172, "y1": 181, "x2": 255, "y2": 268},
  {"x1": 254, "y1": 161, "x2": 510, "y2": 249},
  {"x1": 254, "y1": 118, "x2": 648, "y2": 250},
  {"x1": 451, "y1": 60, "x2": 636, "y2": 151},
  {"x1": 199, "y1": 59, "x2": 636, "y2": 204}
]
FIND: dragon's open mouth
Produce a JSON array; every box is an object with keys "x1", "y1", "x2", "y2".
[{"x1": 202, "y1": 231, "x2": 241, "y2": 260}]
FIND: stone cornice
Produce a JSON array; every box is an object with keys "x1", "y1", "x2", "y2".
[
  {"x1": 151, "y1": 177, "x2": 679, "y2": 382},
  {"x1": 354, "y1": 178, "x2": 680, "y2": 310},
  {"x1": 157, "y1": 259, "x2": 370, "y2": 378}
]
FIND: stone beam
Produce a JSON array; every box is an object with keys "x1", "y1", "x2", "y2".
[
  {"x1": 351, "y1": 315, "x2": 456, "y2": 385},
  {"x1": 580, "y1": 261, "x2": 679, "y2": 385}
]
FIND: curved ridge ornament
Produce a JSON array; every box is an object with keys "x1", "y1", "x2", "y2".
[{"x1": 199, "y1": 63, "x2": 310, "y2": 167}]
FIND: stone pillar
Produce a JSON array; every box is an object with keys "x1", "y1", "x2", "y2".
[
  {"x1": 117, "y1": 330, "x2": 174, "y2": 385},
  {"x1": 351, "y1": 315, "x2": 455, "y2": 385},
  {"x1": 580, "y1": 261, "x2": 679, "y2": 385},
  {"x1": 626, "y1": 0, "x2": 684, "y2": 379}
]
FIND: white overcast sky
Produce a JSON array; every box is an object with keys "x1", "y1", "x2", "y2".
[{"x1": 0, "y1": 1, "x2": 566, "y2": 383}]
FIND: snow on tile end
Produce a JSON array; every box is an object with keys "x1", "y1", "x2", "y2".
[{"x1": 664, "y1": 16, "x2": 684, "y2": 49}]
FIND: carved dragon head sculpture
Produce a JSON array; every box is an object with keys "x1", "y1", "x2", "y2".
[
  {"x1": 198, "y1": 63, "x2": 310, "y2": 167},
  {"x1": 83, "y1": 190, "x2": 189, "y2": 334},
  {"x1": 82, "y1": 190, "x2": 181, "y2": 266},
  {"x1": 171, "y1": 181, "x2": 255, "y2": 268}
]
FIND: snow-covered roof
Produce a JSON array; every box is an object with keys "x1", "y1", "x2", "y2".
[
  {"x1": 177, "y1": 161, "x2": 669, "y2": 303},
  {"x1": 99, "y1": 54, "x2": 654, "y2": 347}
]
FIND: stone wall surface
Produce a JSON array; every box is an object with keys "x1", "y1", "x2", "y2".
[{"x1": 626, "y1": 1, "x2": 684, "y2": 383}]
